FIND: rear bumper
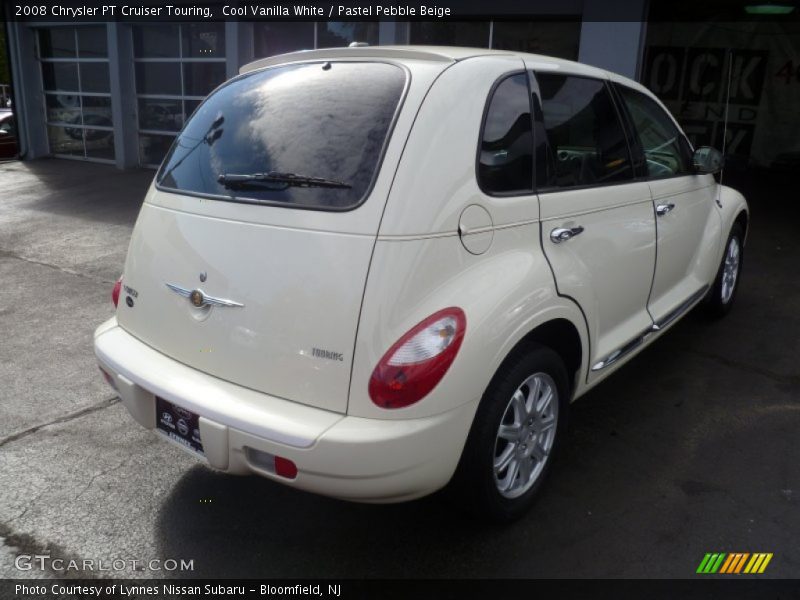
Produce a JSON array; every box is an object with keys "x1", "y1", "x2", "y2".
[{"x1": 94, "y1": 318, "x2": 477, "y2": 503}]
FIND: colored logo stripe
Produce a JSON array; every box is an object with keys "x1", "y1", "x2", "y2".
[
  {"x1": 697, "y1": 553, "x2": 726, "y2": 573},
  {"x1": 744, "y1": 553, "x2": 773, "y2": 574},
  {"x1": 697, "y1": 553, "x2": 773, "y2": 574}
]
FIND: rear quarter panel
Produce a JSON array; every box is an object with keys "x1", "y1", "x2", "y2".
[{"x1": 348, "y1": 227, "x2": 589, "y2": 420}]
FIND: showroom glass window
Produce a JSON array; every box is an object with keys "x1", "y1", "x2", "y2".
[
  {"x1": 38, "y1": 26, "x2": 115, "y2": 162},
  {"x1": 317, "y1": 23, "x2": 378, "y2": 47},
  {"x1": 132, "y1": 23, "x2": 226, "y2": 166},
  {"x1": 478, "y1": 73, "x2": 534, "y2": 194},
  {"x1": 536, "y1": 73, "x2": 633, "y2": 188},
  {"x1": 409, "y1": 22, "x2": 491, "y2": 47},
  {"x1": 616, "y1": 85, "x2": 694, "y2": 178},
  {"x1": 254, "y1": 22, "x2": 315, "y2": 57},
  {"x1": 492, "y1": 21, "x2": 580, "y2": 60}
]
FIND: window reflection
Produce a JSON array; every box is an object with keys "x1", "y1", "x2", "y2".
[{"x1": 159, "y1": 62, "x2": 406, "y2": 209}]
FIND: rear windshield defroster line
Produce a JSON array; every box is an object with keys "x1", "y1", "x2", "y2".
[{"x1": 156, "y1": 61, "x2": 408, "y2": 211}]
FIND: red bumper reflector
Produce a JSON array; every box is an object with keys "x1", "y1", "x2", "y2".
[{"x1": 274, "y1": 456, "x2": 298, "y2": 479}]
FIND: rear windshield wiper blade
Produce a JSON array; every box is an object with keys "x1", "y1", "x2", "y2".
[{"x1": 217, "y1": 171, "x2": 351, "y2": 190}]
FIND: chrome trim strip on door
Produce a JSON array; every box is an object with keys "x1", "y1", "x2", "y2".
[
  {"x1": 651, "y1": 285, "x2": 709, "y2": 331},
  {"x1": 592, "y1": 285, "x2": 710, "y2": 372},
  {"x1": 591, "y1": 326, "x2": 653, "y2": 372}
]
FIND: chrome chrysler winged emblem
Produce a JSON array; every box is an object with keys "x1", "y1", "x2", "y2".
[{"x1": 165, "y1": 283, "x2": 244, "y2": 308}]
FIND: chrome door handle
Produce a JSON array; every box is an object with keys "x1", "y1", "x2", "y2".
[
  {"x1": 656, "y1": 203, "x2": 675, "y2": 216},
  {"x1": 550, "y1": 226, "x2": 584, "y2": 244}
]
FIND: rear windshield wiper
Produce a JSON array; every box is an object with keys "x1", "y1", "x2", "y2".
[{"x1": 217, "y1": 171, "x2": 351, "y2": 190}]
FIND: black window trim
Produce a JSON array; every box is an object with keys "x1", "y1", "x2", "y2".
[
  {"x1": 530, "y1": 70, "x2": 641, "y2": 195},
  {"x1": 153, "y1": 59, "x2": 411, "y2": 213},
  {"x1": 611, "y1": 81, "x2": 699, "y2": 183},
  {"x1": 475, "y1": 69, "x2": 536, "y2": 198}
]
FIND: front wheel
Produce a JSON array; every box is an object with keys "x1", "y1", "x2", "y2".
[
  {"x1": 705, "y1": 223, "x2": 744, "y2": 318},
  {"x1": 452, "y1": 344, "x2": 569, "y2": 522}
]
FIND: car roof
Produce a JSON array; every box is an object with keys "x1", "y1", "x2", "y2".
[{"x1": 240, "y1": 45, "x2": 621, "y2": 79}]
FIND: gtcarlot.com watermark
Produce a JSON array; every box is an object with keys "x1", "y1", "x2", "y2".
[{"x1": 15, "y1": 554, "x2": 194, "y2": 572}]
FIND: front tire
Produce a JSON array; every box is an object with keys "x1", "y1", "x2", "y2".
[
  {"x1": 705, "y1": 223, "x2": 744, "y2": 318},
  {"x1": 452, "y1": 344, "x2": 569, "y2": 523}
]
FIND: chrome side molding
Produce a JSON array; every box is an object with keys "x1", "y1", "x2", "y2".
[
  {"x1": 651, "y1": 285, "x2": 709, "y2": 331},
  {"x1": 591, "y1": 327, "x2": 651, "y2": 372},
  {"x1": 592, "y1": 285, "x2": 709, "y2": 372}
]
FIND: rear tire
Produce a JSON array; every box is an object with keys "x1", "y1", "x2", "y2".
[
  {"x1": 705, "y1": 223, "x2": 744, "y2": 318},
  {"x1": 452, "y1": 344, "x2": 569, "y2": 523}
]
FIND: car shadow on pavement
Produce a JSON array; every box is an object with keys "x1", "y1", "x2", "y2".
[{"x1": 154, "y1": 463, "x2": 505, "y2": 579}]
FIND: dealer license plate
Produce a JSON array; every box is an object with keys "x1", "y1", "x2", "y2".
[{"x1": 156, "y1": 397, "x2": 204, "y2": 456}]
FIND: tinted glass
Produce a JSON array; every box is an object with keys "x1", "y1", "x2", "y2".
[
  {"x1": 157, "y1": 62, "x2": 406, "y2": 210},
  {"x1": 81, "y1": 96, "x2": 113, "y2": 128},
  {"x1": 0, "y1": 117, "x2": 16, "y2": 135},
  {"x1": 492, "y1": 21, "x2": 579, "y2": 60},
  {"x1": 617, "y1": 85, "x2": 693, "y2": 178},
  {"x1": 79, "y1": 62, "x2": 110, "y2": 93},
  {"x1": 537, "y1": 74, "x2": 632, "y2": 188},
  {"x1": 184, "y1": 99, "x2": 201, "y2": 121},
  {"x1": 138, "y1": 98, "x2": 184, "y2": 132},
  {"x1": 45, "y1": 94, "x2": 82, "y2": 124},
  {"x1": 48, "y1": 125, "x2": 84, "y2": 156},
  {"x1": 254, "y1": 22, "x2": 314, "y2": 58},
  {"x1": 77, "y1": 27, "x2": 107, "y2": 58},
  {"x1": 139, "y1": 133, "x2": 176, "y2": 166},
  {"x1": 183, "y1": 62, "x2": 227, "y2": 97},
  {"x1": 478, "y1": 73, "x2": 533, "y2": 194},
  {"x1": 42, "y1": 62, "x2": 78, "y2": 92},
  {"x1": 181, "y1": 23, "x2": 225, "y2": 58},
  {"x1": 135, "y1": 63, "x2": 181, "y2": 96},
  {"x1": 39, "y1": 29, "x2": 76, "y2": 59},
  {"x1": 133, "y1": 25, "x2": 180, "y2": 58},
  {"x1": 409, "y1": 22, "x2": 490, "y2": 46},
  {"x1": 85, "y1": 130, "x2": 115, "y2": 160},
  {"x1": 317, "y1": 22, "x2": 379, "y2": 48}
]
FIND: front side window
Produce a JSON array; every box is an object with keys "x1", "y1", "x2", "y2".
[
  {"x1": 157, "y1": 62, "x2": 406, "y2": 210},
  {"x1": 616, "y1": 85, "x2": 693, "y2": 178},
  {"x1": 478, "y1": 73, "x2": 533, "y2": 194},
  {"x1": 536, "y1": 73, "x2": 632, "y2": 189}
]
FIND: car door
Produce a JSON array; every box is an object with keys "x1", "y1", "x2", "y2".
[
  {"x1": 613, "y1": 84, "x2": 721, "y2": 327},
  {"x1": 532, "y1": 72, "x2": 657, "y2": 381}
]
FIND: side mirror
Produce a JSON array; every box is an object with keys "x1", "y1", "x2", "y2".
[{"x1": 693, "y1": 146, "x2": 724, "y2": 174}]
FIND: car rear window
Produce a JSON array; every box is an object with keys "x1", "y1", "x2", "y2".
[{"x1": 156, "y1": 61, "x2": 406, "y2": 210}]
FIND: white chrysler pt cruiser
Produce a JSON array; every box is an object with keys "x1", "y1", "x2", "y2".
[{"x1": 95, "y1": 46, "x2": 748, "y2": 521}]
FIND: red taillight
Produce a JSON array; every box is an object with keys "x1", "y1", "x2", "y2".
[
  {"x1": 369, "y1": 307, "x2": 466, "y2": 409},
  {"x1": 274, "y1": 456, "x2": 298, "y2": 479},
  {"x1": 111, "y1": 276, "x2": 122, "y2": 307}
]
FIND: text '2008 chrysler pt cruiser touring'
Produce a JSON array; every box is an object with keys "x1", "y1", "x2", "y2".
[{"x1": 95, "y1": 46, "x2": 748, "y2": 521}]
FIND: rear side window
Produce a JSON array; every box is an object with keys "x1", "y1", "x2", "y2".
[
  {"x1": 616, "y1": 85, "x2": 693, "y2": 178},
  {"x1": 157, "y1": 62, "x2": 406, "y2": 210},
  {"x1": 536, "y1": 74, "x2": 632, "y2": 189},
  {"x1": 478, "y1": 73, "x2": 533, "y2": 194}
]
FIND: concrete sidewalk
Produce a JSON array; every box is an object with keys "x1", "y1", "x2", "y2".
[{"x1": 0, "y1": 158, "x2": 797, "y2": 579}]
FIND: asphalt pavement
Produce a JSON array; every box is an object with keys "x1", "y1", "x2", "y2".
[{"x1": 0, "y1": 159, "x2": 797, "y2": 579}]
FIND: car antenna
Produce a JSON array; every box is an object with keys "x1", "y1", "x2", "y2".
[{"x1": 717, "y1": 49, "x2": 733, "y2": 208}]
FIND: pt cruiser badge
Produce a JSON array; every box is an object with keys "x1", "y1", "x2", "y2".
[{"x1": 165, "y1": 283, "x2": 244, "y2": 308}]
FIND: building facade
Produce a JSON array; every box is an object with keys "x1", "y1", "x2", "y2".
[{"x1": 6, "y1": 0, "x2": 800, "y2": 171}]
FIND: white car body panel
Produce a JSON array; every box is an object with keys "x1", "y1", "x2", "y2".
[{"x1": 94, "y1": 46, "x2": 749, "y2": 503}]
